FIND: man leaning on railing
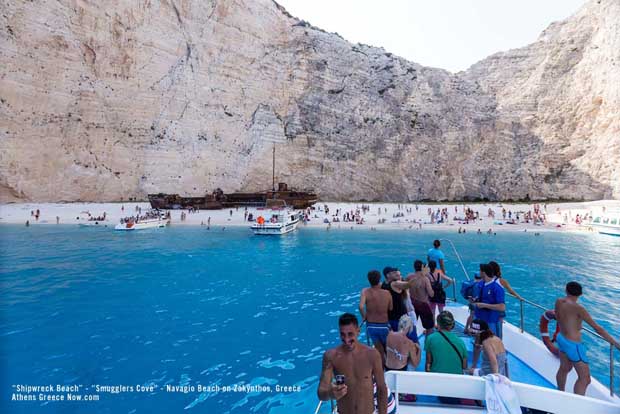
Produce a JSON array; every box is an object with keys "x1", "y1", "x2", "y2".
[{"x1": 554, "y1": 281, "x2": 620, "y2": 396}]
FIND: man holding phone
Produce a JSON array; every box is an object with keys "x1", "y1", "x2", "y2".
[{"x1": 318, "y1": 313, "x2": 388, "y2": 414}]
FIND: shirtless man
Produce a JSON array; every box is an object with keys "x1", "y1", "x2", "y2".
[
  {"x1": 406, "y1": 260, "x2": 435, "y2": 335},
  {"x1": 555, "y1": 281, "x2": 620, "y2": 395},
  {"x1": 359, "y1": 270, "x2": 392, "y2": 363},
  {"x1": 318, "y1": 313, "x2": 387, "y2": 414}
]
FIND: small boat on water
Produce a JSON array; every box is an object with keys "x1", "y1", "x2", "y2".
[
  {"x1": 251, "y1": 208, "x2": 301, "y2": 235},
  {"x1": 591, "y1": 210, "x2": 620, "y2": 236},
  {"x1": 77, "y1": 212, "x2": 109, "y2": 227},
  {"x1": 115, "y1": 210, "x2": 168, "y2": 231}
]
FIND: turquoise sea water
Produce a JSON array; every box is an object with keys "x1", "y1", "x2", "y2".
[{"x1": 1, "y1": 225, "x2": 619, "y2": 413}]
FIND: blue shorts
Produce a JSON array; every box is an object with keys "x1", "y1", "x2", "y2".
[
  {"x1": 389, "y1": 319, "x2": 419, "y2": 343},
  {"x1": 366, "y1": 322, "x2": 390, "y2": 346},
  {"x1": 487, "y1": 321, "x2": 502, "y2": 339},
  {"x1": 556, "y1": 333, "x2": 588, "y2": 364}
]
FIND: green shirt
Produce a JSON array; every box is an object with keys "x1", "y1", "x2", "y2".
[{"x1": 424, "y1": 330, "x2": 467, "y2": 375}]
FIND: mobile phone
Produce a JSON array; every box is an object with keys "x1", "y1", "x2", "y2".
[{"x1": 334, "y1": 374, "x2": 345, "y2": 385}]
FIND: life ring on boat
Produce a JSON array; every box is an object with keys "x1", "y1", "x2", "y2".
[
  {"x1": 539, "y1": 310, "x2": 560, "y2": 356},
  {"x1": 126, "y1": 222, "x2": 134, "y2": 229},
  {"x1": 257, "y1": 216, "x2": 265, "y2": 225}
]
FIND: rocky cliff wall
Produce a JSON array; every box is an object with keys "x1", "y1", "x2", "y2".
[{"x1": 0, "y1": 0, "x2": 618, "y2": 202}]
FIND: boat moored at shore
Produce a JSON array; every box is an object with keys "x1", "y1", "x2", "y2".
[
  {"x1": 251, "y1": 208, "x2": 301, "y2": 235},
  {"x1": 115, "y1": 210, "x2": 168, "y2": 231},
  {"x1": 591, "y1": 210, "x2": 620, "y2": 236}
]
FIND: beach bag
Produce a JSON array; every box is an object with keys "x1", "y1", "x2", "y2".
[
  {"x1": 460, "y1": 280, "x2": 476, "y2": 300},
  {"x1": 429, "y1": 274, "x2": 446, "y2": 304}
]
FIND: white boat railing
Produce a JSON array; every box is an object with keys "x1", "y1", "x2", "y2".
[
  {"x1": 386, "y1": 371, "x2": 620, "y2": 414},
  {"x1": 441, "y1": 237, "x2": 619, "y2": 397},
  {"x1": 515, "y1": 294, "x2": 618, "y2": 397}
]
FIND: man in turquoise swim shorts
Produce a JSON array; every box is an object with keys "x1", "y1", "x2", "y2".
[{"x1": 554, "y1": 281, "x2": 620, "y2": 395}]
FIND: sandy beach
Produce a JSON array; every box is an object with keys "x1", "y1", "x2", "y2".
[{"x1": 2, "y1": 200, "x2": 619, "y2": 233}]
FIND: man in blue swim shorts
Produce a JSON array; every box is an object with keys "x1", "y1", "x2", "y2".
[
  {"x1": 359, "y1": 270, "x2": 392, "y2": 365},
  {"x1": 554, "y1": 281, "x2": 620, "y2": 395}
]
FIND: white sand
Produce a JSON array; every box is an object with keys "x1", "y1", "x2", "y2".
[{"x1": 2, "y1": 200, "x2": 619, "y2": 233}]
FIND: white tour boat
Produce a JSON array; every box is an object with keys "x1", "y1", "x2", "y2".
[
  {"x1": 115, "y1": 211, "x2": 167, "y2": 231},
  {"x1": 251, "y1": 209, "x2": 301, "y2": 235},
  {"x1": 591, "y1": 210, "x2": 620, "y2": 236},
  {"x1": 314, "y1": 303, "x2": 620, "y2": 414},
  {"x1": 77, "y1": 212, "x2": 109, "y2": 227},
  {"x1": 313, "y1": 240, "x2": 620, "y2": 414}
]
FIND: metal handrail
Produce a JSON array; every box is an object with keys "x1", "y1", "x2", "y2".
[
  {"x1": 439, "y1": 238, "x2": 470, "y2": 280},
  {"x1": 313, "y1": 399, "x2": 335, "y2": 414},
  {"x1": 442, "y1": 238, "x2": 618, "y2": 397},
  {"x1": 510, "y1": 293, "x2": 617, "y2": 396},
  {"x1": 511, "y1": 293, "x2": 606, "y2": 340}
]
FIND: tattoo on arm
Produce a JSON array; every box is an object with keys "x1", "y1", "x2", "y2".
[{"x1": 318, "y1": 352, "x2": 334, "y2": 400}]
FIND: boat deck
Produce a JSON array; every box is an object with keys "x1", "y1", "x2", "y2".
[{"x1": 316, "y1": 322, "x2": 554, "y2": 414}]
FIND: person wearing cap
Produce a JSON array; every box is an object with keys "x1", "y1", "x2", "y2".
[
  {"x1": 424, "y1": 311, "x2": 468, "y2": 404},
  {"x1": 468, "y1": 319, "x2": 509, "y2": 377},
  {"x1": 469, "y1": 263, "x2": 505, "y2": 338}
]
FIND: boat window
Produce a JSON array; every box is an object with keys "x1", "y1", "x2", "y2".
[
  {"x1": 611, "y1": 218, "x2": 618, "y2": 225},
  {"x1": 593, "y1": 217, "x2": 601, "y2": 223},
  {"x1": 603, "y1": 218, "x2": 609, "y2": 224}
]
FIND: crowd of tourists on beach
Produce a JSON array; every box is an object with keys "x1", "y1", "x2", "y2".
[{"x1": 318, "y1": 239, "x2": 620, "y2": 414}]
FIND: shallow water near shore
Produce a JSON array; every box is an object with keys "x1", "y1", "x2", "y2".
[{"x1": 1, "y1": 225, "x2": 619, "y2": 413}]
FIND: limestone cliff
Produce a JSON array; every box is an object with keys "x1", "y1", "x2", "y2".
[{"x1": 0, "y1": 0, "x2": 618, "y2": 202}]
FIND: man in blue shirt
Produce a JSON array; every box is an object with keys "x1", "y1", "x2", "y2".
[
  {"x1": 427, "y1": 240, "x2": 446, "y2": 274},
  {"x1": 470, "y1": 263, "x2": 505, "y2": 337}
]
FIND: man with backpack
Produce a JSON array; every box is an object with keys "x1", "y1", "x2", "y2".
[{"x1": 462, "y1": 272, "x2": 483, "y2": 334}]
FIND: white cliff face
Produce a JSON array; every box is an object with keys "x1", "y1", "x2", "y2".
[{"x1": 0, "y1": 0, "x2": 618, "y2": 202}]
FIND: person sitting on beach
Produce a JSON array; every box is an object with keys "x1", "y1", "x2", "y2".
[
  {"x1": 555, "y1": 281, "x2": 620, "y2": 396},
  {"x1": 428, "y1": 260, "x2": 453, "y2": 315},
  {"x1": 318, "y1": 313, "x2": 388, "y2": 414},
  {"x1": 386, "y1": 315, "x2": 420, "y2": 371},
  {"x1": 406, "y1": 260, "x2": 435, "y2": 336},
  {"x1": 469, "y1": 263, "x2": 505, "y2": 338},
  {"x1": 469, "y1": 319, "x2": 509, "y2": 377},
  {"x1": 425, "y1": 311, "x2": 468, "y2": 404},
  {"x1": 359, "y1": 270, "x2": 392, "y2": 364}
]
